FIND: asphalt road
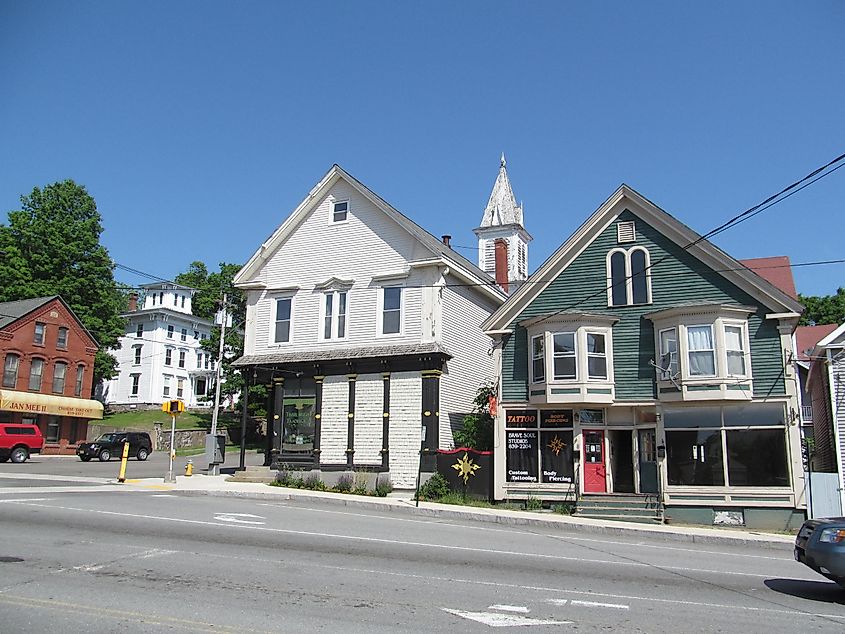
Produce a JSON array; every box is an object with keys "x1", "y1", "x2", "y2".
[
  {"x1": 0, "y1": 447, "x2": 266, "y2": 480},
  {"x1": 0, "y1": 486, "x2": 843, "y2": 632}
]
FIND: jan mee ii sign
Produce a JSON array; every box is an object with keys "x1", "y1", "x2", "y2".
[{"x1": 0, "y1": 390, "x2": 103, "y2": 419}]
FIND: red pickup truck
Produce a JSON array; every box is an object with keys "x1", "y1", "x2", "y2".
[{"x1": 0, "y1": 424, "x2": 44, "y2": 463}]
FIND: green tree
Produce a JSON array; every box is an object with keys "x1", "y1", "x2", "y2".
[
  {"x1": 799, "y1": 288, "x2": 845, "y2": 326},
  {"x1": 0, "y1": 180, "x2": 126, "y2": 387},
  {"x1": 453, "y1": 381, "x2": 496, "y2": 451}
]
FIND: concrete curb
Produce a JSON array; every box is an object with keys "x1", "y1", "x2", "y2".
[{"x1": 170, "y1": 484, "x2": 795, "y2": 551}]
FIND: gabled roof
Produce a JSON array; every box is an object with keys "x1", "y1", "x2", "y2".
[
  {"x1": 817, "y1": 322, "x2": 845, "y2": 348},
  {"x1": 234, "y1": 164, "x2": 506, "y2": 303},
  {"x1": 0, "y1": 295, "x2": 99, "y2": 346},
  {"x1": 738, "y1": 256, "x2": 798, "y2": 300},
  {"x1": 795, "y1": 324, "x2": 838, "y2": 360},
  {"x1": 482, "y1": 184, "x2": 805, "y2": 332}
]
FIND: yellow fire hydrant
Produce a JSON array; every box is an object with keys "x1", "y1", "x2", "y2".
[{"x1": 185, "y1": 459, "x2": 193, "y2": 477}]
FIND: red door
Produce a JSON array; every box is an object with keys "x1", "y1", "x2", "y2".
[{"x1": 583, "y1": 430, "x2": 607, "y2": 493}]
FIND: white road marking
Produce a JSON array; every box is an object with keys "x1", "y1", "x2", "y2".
[
  {"x1": 71, "y1": 547, "x2": 174, "y2": 572},
  {"x1": 4, "y1": 501, "x2": 808, "y2": 581},
  {"x1": 443, "y1": 608, "x2": 570, "y2": 627},
  {"x1": 489, "y1": 605, "x2": 530, "y2": 613},
  {"x1": 213, "y1": 513, "x2": 265, "y2": 525},
  {"x1": 152, "y1": 494, "x2": 177, "y2": 498},
  {"x1": 566, "y1": 599, "x2": 629, "y2": 610},
  {"x1": 0, "y1": 498, "x2": 54, "y2": 503},
  {"x1": 257, "y1": 502, "x2": 793, "y2": 561}
]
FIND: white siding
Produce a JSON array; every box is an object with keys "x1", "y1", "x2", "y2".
[
  {"x1": 439, "y1": 280, "x2": 498, "y2": 448},
  {"x1": 246, "y1": 182, "x2": 431, "y2": 357},
  {"x1": 389, "y1": 371, "x2": 421, "y2": 489},
  {"x1": 834, "y1": 353, "x2": 845, "y2": 496},
  {"x1": 320, "y1": 376, "x2": 348, "y2": 464},
  {"x1": 354, "y1": 374, "x2": 383, "y2": 464}
]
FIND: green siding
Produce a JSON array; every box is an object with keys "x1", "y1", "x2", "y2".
[{"x1": 502, "y1": 209, "x2": 786, "y2": 402}]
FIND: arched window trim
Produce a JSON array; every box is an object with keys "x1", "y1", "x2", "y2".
[{"x1": 606, "y1": 247, "x2": 652, "y2": 307}]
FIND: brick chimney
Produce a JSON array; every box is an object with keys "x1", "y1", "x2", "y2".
[
  {"x1": 441, "y1": 234, "x2": 451, "y2": 248},
  {"x1": 127, "y1": 292, "x2": 138, "y2": 312},
  {"x1": 494, "y1": 239, "x2": 509, "y2": 293}
]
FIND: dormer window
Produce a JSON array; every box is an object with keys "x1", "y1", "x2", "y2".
[
  {"x1": 332, "y1": 200, "x2": 349, "y2": 223},
  {"x1": 607, "y1": 247, "x2": 651, "y2": 307}
]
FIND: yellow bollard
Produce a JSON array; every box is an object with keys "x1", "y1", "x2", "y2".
[
  {"x1": 117, "y1": 440, "x2": 130, "y2": 483},
  {"x1": 185, "y1": 459, "x2": 193, "y2": 477}
]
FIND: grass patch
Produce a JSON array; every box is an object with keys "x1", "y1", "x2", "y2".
[{"x1": 99, "y1": 409, "x2": 242, "y2": 432}]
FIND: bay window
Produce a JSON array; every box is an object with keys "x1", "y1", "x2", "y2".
[
  {"x1": 658, "y1": 328, "x2": 678, "y2": 379},
  {"x1": 586, "y1": 333, "x2": 607, "y2": 379},
  {"x1": 725, "y1": 325, "x2": 746, "y2": 376},
  {"x1": 687, "y1": 325, "x2": 716, "y2": 376}
]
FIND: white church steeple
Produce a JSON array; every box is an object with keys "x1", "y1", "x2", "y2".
[{"x1": 473, "y1": 154, "x2": 532, "y2": 293}]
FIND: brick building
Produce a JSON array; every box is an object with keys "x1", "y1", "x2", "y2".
[{"x1": 0, "y1": 296, "x2": 103, "y2": 454}]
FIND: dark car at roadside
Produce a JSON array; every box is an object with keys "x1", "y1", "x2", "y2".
[
  {"x1": 77, "y1": 432, "x2": 152, "y2": 462},
  {"x1": 795, "y1": 517, "x2": 845, "y2": 588}
]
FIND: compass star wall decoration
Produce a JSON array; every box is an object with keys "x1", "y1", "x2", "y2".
[
  {"x1": 452, "y1": 452, "x2": 481, "y2": 484},
  {"x1": 547, "y1": 435, "x2": 567, "y2": 456}
]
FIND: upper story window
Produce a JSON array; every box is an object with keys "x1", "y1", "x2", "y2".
[
  {"x1": 196, "y1": 352, "x2": 203, "y2": 368},
  {"x1": 29, "y1": 358, "x2": 44, "y2": 391},
  {"x1": 52, "y1": 361, "x2": 67, "y2": 394},
  {"x1": 648, "y1": 305, "x2": 754, "y2": 385},
  {"x1": 321, "y1": 290, "x2": 348, "y2": 340},
  {"x1": 331, "y1": 200, "x2": 349, "y2": 223},
  {"x1": 136, "y1": 323, "x2": 144, "y2": 338},
  {"x1": 524, "y1": 314, "x2": 618, "y2": 387},
  {"x1": 159, "y1": 292, "x2": 164, "y2": 304},
  {"x1": 180, "y1": 296, "x2": 186, "y2": 308},
  {"x1": 173, "y1": 294, "x2": 178, "y2": 307},
  {"x1": 178, "y1": 350, "x2": 186, "y2": 368},
  {"x1": 165, "y1": 348, "x2": 173, "y2": 366},
  {"x1": 130, "y1": 374, "x2": 140, "y2": 396},
  {"x1": 2, "y1": 354, "x2": 19, "y2": 388},
  {"x1": 380, "y1": 286, "x2": 402, "y2": 335},
  {"x1": 57, "y1": 327, "x2": 69, "y2": 349},
  {"x1": 167, "y1": 325, "x2": 174, "y2": 339},
  {"x1": 75, "y1": 364, "x2": 85, "y2": 397},
  {"x1": 531, "y1": 335, "x2": 545, "y2": 383},
  {"x1": 151, "y1": 294, "x2": 156, "y2": 306},
  {"x1": 133, "y1": 345, "x2": 142, "y2": 365},
  {"x1": 163, "y1": 374, "x2": 171, "y2": 397},
  {"x1": 607, "y1": 247, "x2": 651, "y2": 307},
  {"x1": 176, "y1": 377, "x2": 184, "y2": 398},
  {"x1": 181, "y1": 328, "x2": 187, "y2": 342},
  {"x1": 274, "y1": 297, "x2": 292, "y2": 343},
  {"x1": 34, "y1": 322, "x2": 46, "y2": 345}
]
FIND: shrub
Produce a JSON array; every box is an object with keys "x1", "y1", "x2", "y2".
[
  {"x1": 524, "y1": 495, "x2": 543, "y2": 511},
  {"x1": 304, "y1": 473, "x2": 327, "y2": 491},
  {"x1": 417, "y1": 473, "x2": 451, "y2": 500},
  {"x1": 552, "y1": 502, "x2": 575, "y2": 515},
  {"x1": 334, "y1": 473, "x2": 353, "y2": 493},
  {"x1": 352, "y1": 472, "x2": 369, "y2": 496},
  {"x1": 453, "y1": 381, "x2": 495, "y2": 450},
  {"x1": 374, "y1": 477, "x2": 393, "y2": 497}
]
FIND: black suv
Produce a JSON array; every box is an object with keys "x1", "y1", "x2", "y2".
[{"x1": 77, "y1": 432, "x2": 153, "y2": 462}]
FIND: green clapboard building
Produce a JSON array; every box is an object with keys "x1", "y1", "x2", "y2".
[{"x1": 482, "y1": 185, "x2": 806, "y2": 530}]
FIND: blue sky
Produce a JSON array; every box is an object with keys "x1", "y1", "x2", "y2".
[{"x1": 1, "y1": 1, "x2": 842, "y2": 296}]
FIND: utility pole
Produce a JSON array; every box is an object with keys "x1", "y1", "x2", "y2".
[{"x1": 209, "y1": 292, "x2": 228, "y2": 476}]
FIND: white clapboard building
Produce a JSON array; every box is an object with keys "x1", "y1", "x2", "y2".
[{"x1": 232, "y1": 163, "x2": 527, "y2": 489}]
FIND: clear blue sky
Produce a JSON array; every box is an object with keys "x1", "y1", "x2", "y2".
[{"x1": 1, "y1": 1, "x2": 842, "y2": 296}]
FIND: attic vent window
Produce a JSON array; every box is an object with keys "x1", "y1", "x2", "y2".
[{"x1": 617, "y1": 221, "x2": 636, "y2": 243}]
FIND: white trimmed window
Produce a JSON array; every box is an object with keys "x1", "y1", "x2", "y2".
[
  {"x1": 75, "y1": 364, "x2": 84, "y2": 397},
  {"x1": 607, "y1": 247, "x2": 652, "y2": 307},
  {"x1": 167, "y1": 325, "x2": 174, "y2": 339},
  {"x1": 3, "y1": 354, "x2": 19, "y2": 388},
  {"x1": 133, "y1": 345, "x2": 142, "y2": 365},
  {"x1": 586, "y1": 333, "x2": 607, "y2": 380},
  {"x1": 181, "y1": 328, "x2": 187, "y2": 342},
  {"x1": 178, "y1": 350, "x2": 186, "y2": 368},
  {"x1": 177, "y1": 377, "x2": 184, "y2": 399},
  {"x1": 274, "y1": 297, "x2": 293, "y2": 343},
  {"x1": 165, "y1": 348, "x2": 173, "y2": 366},
  {"x1": 34, "y1": 322, "x2": 46, "y2": 345},
  {"x1": 57, "y1": 327, "x2": 69, "y2": 349},
  {"x1": 320, "y1": 290, "x2": 348, "y2": 340},
  {"x1": 331, "y1": 200, "x2": 349, "y2": 223},
  {"x1": 380, "y1": 286, "x2": 402, "y2": 335},
  {"x1": 687, "y1": 325, "x2": 716, "y2": 377},
  {"x1": 136, "y1": 323, "x2": 144, "y2": 338},
  {"x1": 52, "y1": 361, "x2": 67, "y2": 394},
  {"x1": 29, "y1": 358, "x2": 44, "y2": 391},
  {"x1": 658, "y1": 328, "x2": 679, "y2": 379},
  {"x1": 552, "y1": 332, "x2": 577, "y2": 380},
  {"x1": 725, "y1": 325, "x2": 746, "y2": 376},
  {"x1": 163, "y1": 374, "x2": 171, "y2": 397},
  {"x1": 130, "y1": 374, "x2": 140, "y2": 396},
  {"x1": 531, "y1": 335, "x2": 545, "y2": 383}
]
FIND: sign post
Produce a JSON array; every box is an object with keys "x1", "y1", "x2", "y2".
[{"x1": 162, "y1": 400, "x2": 184, "y2": 483}]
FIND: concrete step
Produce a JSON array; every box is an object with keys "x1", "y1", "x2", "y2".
[
  {"x1": 573, "y1": 513, "x2": 664, "y2": 524},
  {"x1": 576, "y1": 505, "x2": 660, "y2": 516},
  {"x1": 577, "y1": 501, "x2": 658, "y2": 510},
  {"x1": 227, "y1": 466, "x2": 277, "y2": 483}
]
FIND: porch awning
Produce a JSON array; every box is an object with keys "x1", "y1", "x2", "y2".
[{"x1": 0, "y1": 389, "x2": 104, "y2": 420}]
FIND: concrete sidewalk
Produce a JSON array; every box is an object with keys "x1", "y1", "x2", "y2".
[{"x1": 123, "y1": 473, "x2": 796, "y2": 550}]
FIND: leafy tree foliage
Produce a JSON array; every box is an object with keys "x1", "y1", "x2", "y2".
[
  {"x1": 0, "y1": 180, "x2": 126, "y2": 387},
  {"x1": 453, "y1": 381, "x2": 496, "y2": 451},
  {"x1": 174, "y1": 261, "x2": 266, "y2": 416},
  {"x1": 799, "y1": 288, "x2": 845, "y2": 326}
]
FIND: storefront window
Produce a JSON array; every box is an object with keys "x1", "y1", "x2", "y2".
[
  {"x1": 664, "y1": 404, "x2": 789, "y2": 488},
  {"x1": 726, "y1": 429, "x2": 788, "y2": 487},
  {"x1": 666, "y1": 430, "x2": 724, "y2": 486},
  {"x1": 45, "y1": 416, "x2": 60, "y2": 443},
  {"x1": 505, "y1": 409, "x2": 574, "y2": 485}
]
